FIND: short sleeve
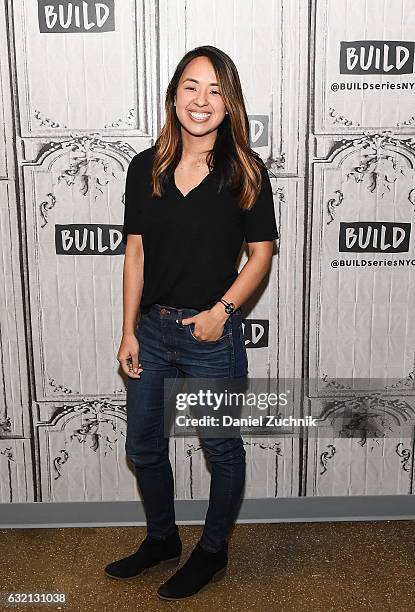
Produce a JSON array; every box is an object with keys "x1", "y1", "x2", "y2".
[
  {"x1": 242, "y1": 164, "x2": 279, "y2": 243},
  {"x1": 122, "y1": 154, "x2": 143, "y2": 245}
]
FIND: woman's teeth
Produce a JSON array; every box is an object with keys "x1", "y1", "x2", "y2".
[{"x1": 188, "y1": 111, "x2": 211, "y2": 121}]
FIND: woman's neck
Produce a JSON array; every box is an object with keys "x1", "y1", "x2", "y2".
[{"x1": 180, "y1": 131, "x2": 216, "y2": 164}]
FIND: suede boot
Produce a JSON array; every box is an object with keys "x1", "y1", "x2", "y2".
[
  {"x1": 157, "y1": 540, "x2": 228, "y2": 600},
  {"x1": 104, "y1": 528, "x2": 182, "y2": 580}
]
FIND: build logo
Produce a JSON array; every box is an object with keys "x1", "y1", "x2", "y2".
[
  {"x1": 248, "y1": 116, "x2": 269, "y2": 148},
  {"x1": 38, "y1": 1, "x2": 115, "y2": 33},
  {"x1": 339, "y1": 41, "x2": 415, "y2": 75},
  {"x1": 242, "y1": 320, "x2": 270, "y2": 349},
  {"x1": 339, "y1": 222, "x2": 411, "y2": 253}
]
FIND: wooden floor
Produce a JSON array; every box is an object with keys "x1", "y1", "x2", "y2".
[{"x1": 1, "y1": 520, "x2": 414, "y2": 611}]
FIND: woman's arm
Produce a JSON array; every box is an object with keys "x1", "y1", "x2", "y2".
[
  {"x1": 122, "y1": 234, "x2": 144, "y2": 334},
  {"x1": 118, "y1": 234, "x2": 145, "y2": 377},
  {"x1": 182, "y1": 241, "x2": 275, "y2": 340},
  {"x1": 210, "y1": 241, "x2": 275, "y2": 323}
]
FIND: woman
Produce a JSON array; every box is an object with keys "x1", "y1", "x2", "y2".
[{"x1": 105, "y1": 45, "x2": 279, "y2": 600}]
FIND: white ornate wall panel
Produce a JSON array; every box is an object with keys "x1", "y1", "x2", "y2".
[
  {"x1": 309, "y1": 135, "x2": 415, "y2": 388},
  {"x1": 0, "y1": 0, "x2": 15, "y2": 177},
  {"x1": 307, "y1": 0, "x2": 415, "y2": 496},
  {"x1": 35, "y1": 399, "x2": 135, "y2": 502},
  {"x1": 23, "y1": 141, "x2": 133, "y2": 402},
  {"x1": 0, "y1": 0, "x2": 33, "y2": 507},
  {"x1": 0, "y1": 439, "x2": 33, "y2": 502},
  {"x1": 0, "y1": 181, "x2": 31, "y2": 439},
  {"x1": 313, "y1": 0, "x2": 415, "y2": 133},
  {"x1": 306, "y1": 435, "x2": 414, "y2": 496},
  {"x1": 12, "y1": 0, "x2": 158, "y2": 137}
]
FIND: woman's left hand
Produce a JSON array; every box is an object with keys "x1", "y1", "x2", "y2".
[{"x1": 182, "y1": 309, "x2": 228, "y2": 341}]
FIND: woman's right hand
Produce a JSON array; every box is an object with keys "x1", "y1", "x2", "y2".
[{"x1": 117, "y1": 333, "x2": 144, "y2": 378}]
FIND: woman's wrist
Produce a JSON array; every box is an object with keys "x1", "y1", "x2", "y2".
[
  {"x1": 122, "y1": 329, "x2": 136, "y2": 337},
  {"x1": 122, "y1": 320, "x2": 138, "y2": 335},
  {"x1": 210, "y1": 301, "x2": 231, "y2": 323}
]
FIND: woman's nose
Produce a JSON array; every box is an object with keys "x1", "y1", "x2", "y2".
[{"x1": 195, "y1": 90, "x2": 208, "y2": 105}]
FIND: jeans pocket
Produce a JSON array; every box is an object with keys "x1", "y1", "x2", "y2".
[{"x1": 187, "y1": 319, "x2": 231, "y2": 343}]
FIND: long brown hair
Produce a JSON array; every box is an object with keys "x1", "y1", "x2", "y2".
[{"x1": 152, "y1": 45, "x2": 266, "y2": 210}]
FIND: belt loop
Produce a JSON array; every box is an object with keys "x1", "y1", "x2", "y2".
[{"x1": 176, "y1": 309, "x2": 183, "y2": 326}]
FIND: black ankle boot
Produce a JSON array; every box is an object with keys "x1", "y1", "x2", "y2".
[
  {"x1": 157, "y1": 540, "x2": 228, "y2": 600},
  {"x1": 104, "y1": 528, "x2": 182, "y2": 580}
]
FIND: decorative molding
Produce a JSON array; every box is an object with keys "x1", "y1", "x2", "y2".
[
  {"x1": 35, "y1": 133, "x2": 136, "y2": 165},
  {"x1": 53, "y1": 450, "x2": 69, "y2": 480},
  {"x1": 265, "y1": 155, "x2": 286, "y2": 175},
  {"x1": 384, "y1": 369, "x2": 415, "y2": 391},
  {"x1": 318, "y1": 373, "x2": 415, "y2": 445},
  {"x1": 321, "y1": 373, "x2": 353, "y2": 391},
  {"x1": 325, "y1": 131, "x2": 415, "y2": 223},
  {"x1": 184, "y1": 440, "x2": 283, "y2": 458},
  {"x1": 46, "y1": 399, "x2": 127, "y2": 480},
  {"x1": 346, "y1": 152, "x2": 405, "y2": 200},
  {"x1": 184, "y1": 443, "x2": 202, "y2": 499},
  {"x1": 272, "y1": 184, "x2": 286, "y2": 203},
  {"x1": 0, "y1": 447, "x2": 15, "y2": 462},
  {"x1": 327, "y1": 130, "x2": 415, "y2": 166},
  {"x1": 57, "y1": 155, "x2": 117, "y2": 198},
  {"x1": 33, "y1": 109, "x2": 68, "y2": 129},
  {"x1": 395, "y1": 443, "x2": 411, "y2": 472},
  {"x1": 244, "y1": 440, "x2": 282, "y2": 455},
  {"x1": 35, "y1": 133, "x2": 136, "y2": 227},
  {"x1": 336, "y1": 407, "x2": 394, "y2": 446},
  {"x1": 244, "y1": 440, "x2": 283, "y2": 497},
  {"x1": 397, "y1": 115, "x2": 415, "y2": 129},
  {"x1": 326, "y1": 189, "x2": 344, "y2": 224},
  {"x1": 320, "y1": 444, "x2": 335, "y2": 475},
  {"x1": 328, "y1": 107, "x2": 360, "y2": 127},
  {"x1": 39, "y1": 193, "x2": 56, "y2": 229},
  {"x1": 48, "y1": 378, "x2": 78, "y2": 396},
  {"x1": 104, "y1": 108, "x2": 136, "y2": 129},
  {"x1": 0, "y1": 417, "x2": 12, "y2": 436}
]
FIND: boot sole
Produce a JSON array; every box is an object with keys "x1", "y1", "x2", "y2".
[
  {"x1": 157, "y1": 566, "x2": 227, "y2": 600},
  {"x1": 105, "y1": 555, "x2": 181, "y2": 581}
]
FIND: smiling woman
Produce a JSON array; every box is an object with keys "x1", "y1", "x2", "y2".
[
  {"x1": 171, "y1": 55, "x2": 228, "y2": 196},
  {"x1": 111, "y1": 45, "x2": 279, "y2": 602},
  {"x1": 151, "y1": 47, "x2": 271, "y2": 211}
]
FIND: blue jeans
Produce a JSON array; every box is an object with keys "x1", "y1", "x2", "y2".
[{"x1": 125, "y1": 302, "x2": 248, "y2": 553}]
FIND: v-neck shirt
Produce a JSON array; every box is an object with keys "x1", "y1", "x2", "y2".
[{"x1": 122, "y1": 145, "x2": 279, "y2": 314}]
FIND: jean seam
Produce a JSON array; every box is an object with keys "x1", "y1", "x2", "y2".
[
  {"x1": 222, "y1": 440, "x2": 234, "y2": 551},
  {"x1": 228, "y1": 325, "x2": 235, "y2": 377}
]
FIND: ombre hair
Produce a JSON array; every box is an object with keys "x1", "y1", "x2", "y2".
[{"x1": 152, "y1": 45, "x2": 267, "y2": 211}]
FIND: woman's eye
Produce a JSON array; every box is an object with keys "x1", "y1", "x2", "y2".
[{"x1": 184, "y1": 87, "x2": 221, "y2": 95}]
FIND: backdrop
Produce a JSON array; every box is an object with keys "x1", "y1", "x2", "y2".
[{"x1": 1, "y1": 0, "x2": 414, "y2": 509}]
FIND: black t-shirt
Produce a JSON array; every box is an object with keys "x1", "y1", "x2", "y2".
[{"x1": 122, "y1": 145, "x2": 279, "y2": 314}]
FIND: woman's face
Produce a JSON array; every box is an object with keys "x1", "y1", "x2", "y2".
[{"x1": 174, "y1": 56, "x2": 227, "y2": 138}]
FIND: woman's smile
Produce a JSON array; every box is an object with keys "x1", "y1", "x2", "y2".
[{"x1": 188, "y1": 110, "x2": 212, "y2": 122}]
